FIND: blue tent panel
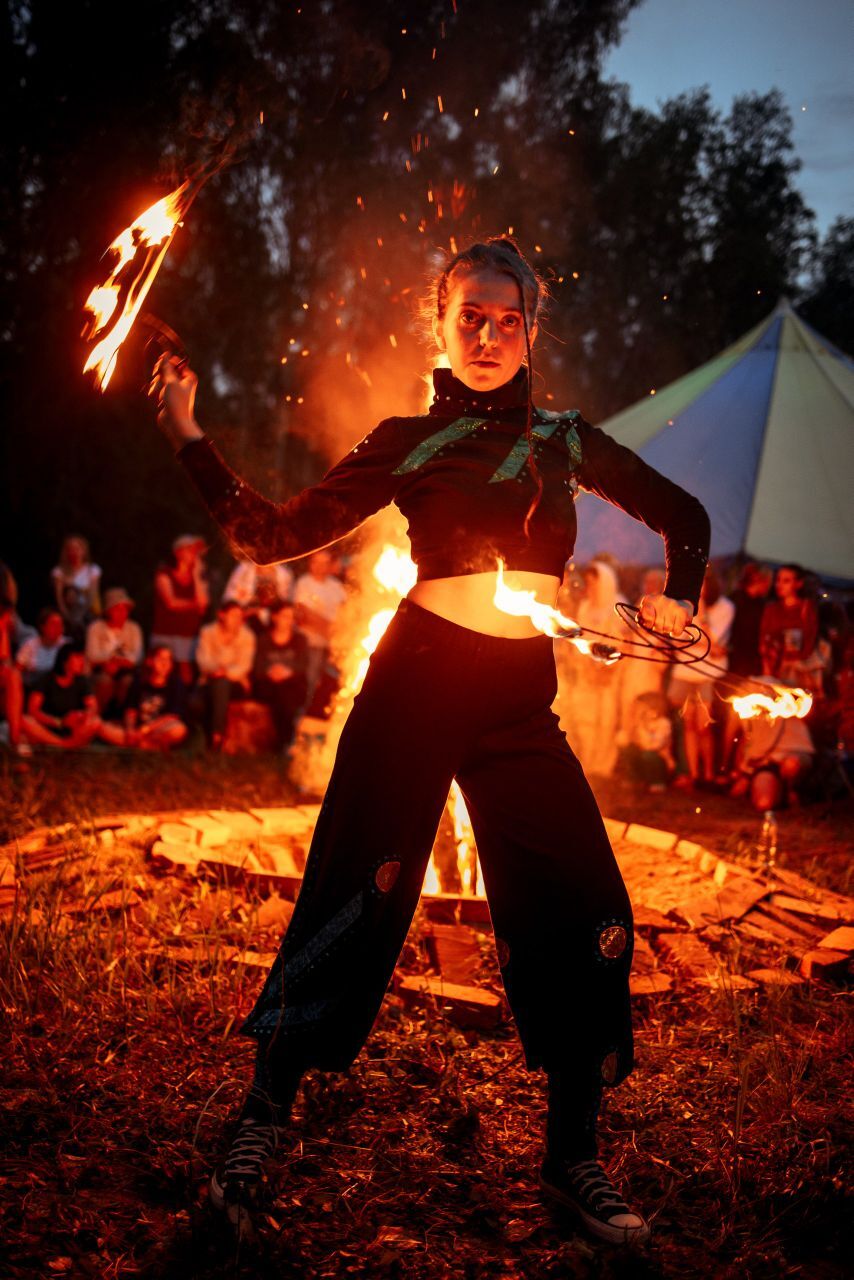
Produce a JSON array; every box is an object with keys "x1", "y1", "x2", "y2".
[{"x1": 574, "y1": 314, "x2": 782, "y2": 566}]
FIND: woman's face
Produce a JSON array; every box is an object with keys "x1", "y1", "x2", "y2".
[{"x1": 434, "y1": 267, "x2": 535, "y2": 392}]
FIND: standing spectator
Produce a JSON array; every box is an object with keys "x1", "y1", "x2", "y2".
[
  {"x1": 51, "y1": 536, "x2": 101, "y2": 641},
  {"x1": 562, "y1": 561, "x2": 626, "y2": 777},
  {"x1": 124, "y1": 646, "x2": 188, "y2": 751},
  {"x1": 617, "y1": 567, "x2": 667, "y2": 748},
  {"x1": 0, "y1": 595, "x2": 26, "y2": 755},
  {"x1": 253, "y1": 601, "x2": 309, "y2": 751},
  {"x1": 667, "y1": 566, "x2": 734, "y2": 787},
  {"x1": 760, "y1": 565, "x2": 820, "y2": 688},
  {"x1": 721, "y1": 562, "x2": 772, "y2": 773},
  {"x1": 151, "y1": 535, "x2": 209, "y2": 685},
  {"x1": 223, "y1": 560, "x2": 294, "y2": 613},
  {"x1": 293, "y1": 550, "x2": 347, "y2": 704},
  {"x1": 85, "y1": 588, "x2": 144, "y2": 715},
  {"x1": 16, "y1": 609, "x2": 68, "y2": 689},
  {"x1": 196, "y1": 601, "x2": 256, "y2": 749},
  {"x1": 22, "y1": 644, "x2": 124, "y2": 748}
]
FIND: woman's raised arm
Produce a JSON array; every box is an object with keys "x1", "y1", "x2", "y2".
[{"x1": 153, "y1": 357, "x2": 404, "y2": 566}]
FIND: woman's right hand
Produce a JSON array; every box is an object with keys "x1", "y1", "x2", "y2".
[{"x1": 150, "y1": 354, "x2": 205, "y2": 452}]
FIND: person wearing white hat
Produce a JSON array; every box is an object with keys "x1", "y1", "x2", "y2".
[{"x1": 85, "y1": 587, "x2": 144, "y2": 715}]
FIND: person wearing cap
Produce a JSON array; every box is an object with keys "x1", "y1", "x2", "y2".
[
  {"x1": 151, "y1": 535, "x2": 210, "y2": 685},
  {"x1": 85, "y1": 588, "x2": 144, "y2": 716}
]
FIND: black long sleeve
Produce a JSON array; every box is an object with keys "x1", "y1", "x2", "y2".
[
  {"x1": 176, "y1": 420, "x2": 404, "y2": 565},
  {"x1": 576, "y1": 418, "x2": 710, "y2": 611}
]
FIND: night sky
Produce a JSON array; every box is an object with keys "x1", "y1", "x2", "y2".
[{"x1": 605, "y1": 0, "x2": 853, "y2": 234}]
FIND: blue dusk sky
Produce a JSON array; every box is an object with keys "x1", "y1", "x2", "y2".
[{"x1": 604, "y1": 0, "x2": 853, "y2": 235}]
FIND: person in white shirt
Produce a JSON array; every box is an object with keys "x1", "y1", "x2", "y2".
[
  {"x1": 196, "y1": 601, "x2": 256, "y2": 749},
  {"x1": 667, "y1": 566, "x2": 735, "y2": 786},
  {"x1": 16, "y1": 609, "x2": 68, "y2": 688},
  {"x1": 223, "y1": 560, "x2": 294, "y2": 610},
  {"x1": 85, "y1": 587, "x2": 144, "y2": 715},
  {"x1": 293, "y1": 550, "x2": 347, "y2": 704},
  {"x1": 51, "y1": 535, "x2": 102, "y2": 641}
]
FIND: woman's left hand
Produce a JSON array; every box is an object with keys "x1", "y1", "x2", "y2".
[{"x1": 638, "y1": 593, "x2": 694, "y2": 637}]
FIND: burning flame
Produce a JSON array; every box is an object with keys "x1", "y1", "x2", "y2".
[
  {"x1": 83, "y1": 184, "x2": 188, "y2": 390},
  {"x1": 729, "y1": 686, "x2": 813, "y2": 721},
  {"x1": 493, "y1": 561, "x2": 621, "y2": 663},
  {"x1": 343, "y1": 545, "x2": 417, "y2": 696}
]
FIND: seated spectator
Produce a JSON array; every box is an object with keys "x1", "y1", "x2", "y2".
[
  {"x1": 22, "y1": 643, "x2": 124, "y2": 748},
  {"x1": 85, "y1": 588, "x2": 144, "y2": 715},
  {"x1": 667, "y1": 566, "x2": 734, "y2": 787},
  {"x1": 124, "y1": 646, "x2": 188, "y2": 751},
  {"x1": 0, "y1": 560, "x2": 34, "y2": 651},
  {"x1": 253, "y1": 601, "x2": 309, "y2": 750},
  {"x1": 730, "y1": 637, "x2": 815, "y2": 809},
  {"x1": 196, "y1": 601, "x2": 256, "y2": 749},
  {"x1": 0, "y1": 594, "x2": 26, "y2": 755},
  {"x1": 618, "y1": 691, "x2": 675, "y2": 791},
  {"x1": 294, "y1": 550, "x2": 347, "y2": 705},
  {"x1": 16, "y1": 608, "x2": 68, "y2": 688},
  {"x1": 51, "y1": 535, "x2": 101, "y2": 641},
  {"x1": 151, "y1": 535, "x2": 209, "y2": 685},
  {"x1": 223, "y1": 560, "x2": 294, "y2": 614}
]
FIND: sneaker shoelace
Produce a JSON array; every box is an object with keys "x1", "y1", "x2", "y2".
[
  {"x1": 565, "y1": 1160, "x2": 631, "y2": 1219},
  {"x1": 223, "y1": 1118, "x2": 281, "y2": 1184}
]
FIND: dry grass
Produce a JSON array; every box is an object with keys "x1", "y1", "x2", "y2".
[{"x1": 1, "y1": 751, "x2": 851, "y2": 1278}]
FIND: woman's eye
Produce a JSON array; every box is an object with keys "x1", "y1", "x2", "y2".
[
  {"x1": 501, "y1": 315, "x2": 520, "y2": 328},
  {"x1": 459, "y1": 311, "x2": 479, "y2": 325}
]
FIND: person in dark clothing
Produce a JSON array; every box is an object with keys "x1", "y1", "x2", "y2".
[
  {"x1": 21, "y1": 643, "x2": 125, "y2": 748},
  {"x1": 252, "y1": 601, "x2": 309, "y2": 750},
  {"x1": 124, "y1": 645, "x2": 188, "y2": 751},
  {"x1": 721, "y1": 562, "x2": 772, "y2": 774},
  {"x1": 154, "y1": 237, "x2": 710, "y2": 1245}
]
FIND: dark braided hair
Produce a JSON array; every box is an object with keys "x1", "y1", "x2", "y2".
[{"x1": 430, "y1": 237, "x2": 548, "y2": 538}]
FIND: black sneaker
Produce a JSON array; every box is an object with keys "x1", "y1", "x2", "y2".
[
  {"x1": 539, "y1": 1156, "x2": 650, "y2": 1245},
  {"x1": 209, "y1": 1116, "x2": 285, "y2": 1238}
]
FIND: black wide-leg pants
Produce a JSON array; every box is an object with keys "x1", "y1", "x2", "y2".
[{"x1": 242, "y1": 599, "x2": 635, "y2": 1090}]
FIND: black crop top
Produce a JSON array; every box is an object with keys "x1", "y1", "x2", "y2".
[{"x1": 177, "y1": 366, "x2": 710, "y2": 610}]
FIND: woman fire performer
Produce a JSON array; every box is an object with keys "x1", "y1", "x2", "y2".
[{"x1": 154, "y1": 239, "x2": 709, "y2": 1245}]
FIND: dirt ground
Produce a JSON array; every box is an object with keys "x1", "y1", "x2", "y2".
[{"x1": 1, "y1": 750, "x2": 851, "y2": 1278}]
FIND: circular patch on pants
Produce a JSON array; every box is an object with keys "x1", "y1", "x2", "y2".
[
  {"x1": 601, "y1": 1051, "x2": 619, "y2": 1084},
  {"x1": 374, "y1": 860, "x2": 401, "y2": 893},
  {"x1": 598, "y1": 925, "x2": 628, "y2": 959},
  {"x1": 495, "y1": 938, "x2": 510, "y2": 968}
]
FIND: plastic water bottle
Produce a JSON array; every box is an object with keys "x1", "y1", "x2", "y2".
[{"x1": 759, "y1": 809, "x2": 778, "y2": 876}]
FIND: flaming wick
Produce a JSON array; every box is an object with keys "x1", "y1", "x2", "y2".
[
  {"x1": 493, "y1": 561, "x2": 621, "y2": 664},
  {"x1": 727, "y1": 686, "x2": 813, "y2": 722},
  {"x1": 82, "y1": 149, "x2": 232, "y2": 391}
]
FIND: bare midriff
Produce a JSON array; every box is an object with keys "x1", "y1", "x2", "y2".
[{"x1": 408, "y1": 570, "x2": 561, "y2": 639}]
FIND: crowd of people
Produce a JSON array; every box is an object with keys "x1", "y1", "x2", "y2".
[
  {"x1": 0, "y1": 537, "x2": 347, "y2": 760},
  {"x1": 1, "y1": 538, "x2": 851, "y2": 809},
  {"x1": 554, "y1": 557, "x2": 852, "y2": 810}
]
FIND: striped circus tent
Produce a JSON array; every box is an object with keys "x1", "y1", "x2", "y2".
[{"x1": 573, "y1": 300, "x2": 854, "y2": 581}]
